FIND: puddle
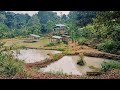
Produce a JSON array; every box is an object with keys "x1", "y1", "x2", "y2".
[
  {"x1": 40, "y1": 55, "x2": 111, "y2": 75},
  {"x1": 13, "y1": 49, "x2": 62, "y2": 63}
]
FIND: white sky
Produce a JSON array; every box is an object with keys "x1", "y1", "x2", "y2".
[{"x1": 9, "y1": 11, "x2": 70, "y2": 16}]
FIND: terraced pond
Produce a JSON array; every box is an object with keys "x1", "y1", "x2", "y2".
[
  {"x1": 13, "y1": 49, "x2": 112, "y2": 76},
  {"x1": 40, "y1": 56, "x2": 111, "y2": 75},
  {"x1": 13, "y1": 49, "x2": 62, "y2": 63}
]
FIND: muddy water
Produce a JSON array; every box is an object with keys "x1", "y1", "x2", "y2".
[
  {"x1": 40, "y1": 56, "x2": 110, "y2": 75},
  {"x1": 40, "y1": 56, "x2": 83, "y2": 75},
  {"x1": 13, "y1": 49, "x2": 62, "y2": 63}
]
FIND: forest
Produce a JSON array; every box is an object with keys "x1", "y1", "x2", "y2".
[{"x1": 0, "y1": 11, "x2": 120, "y2": 54}]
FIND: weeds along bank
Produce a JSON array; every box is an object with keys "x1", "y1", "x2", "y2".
[{"x1": 0, "y1": 42, "x2": 28, "y2": 78}]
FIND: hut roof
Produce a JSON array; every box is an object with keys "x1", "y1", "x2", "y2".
[
  {"x1": 55, "y1": 24, "x2": 66, "y2": 27},
  {"x1": 29, "y1": 34, "x2": 40, "y2": 38},
  {"x1": 52, "y1": 36, "x2": 62, "y2": 39}
]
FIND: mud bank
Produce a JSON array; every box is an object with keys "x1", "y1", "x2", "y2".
[
  {"x1": 80, "y1": 50, "x2": 120, "y2": 60},
  {"x1": 25, "y1": 53, "x2": 64, "y2": 68}
]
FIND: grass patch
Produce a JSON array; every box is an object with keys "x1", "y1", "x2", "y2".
[
  {"x1": 45, "y1": 43, "x2": 55, "y2": 47},
  {"x1": 57, "y1": 48, "x2": 65, "y2": 51},
  {"x1": 78, "y1": 37, "x2": 88, "y2": 45},
  {"x1": 52, "y1": 54, "x2": 60, "y2": 61},
  {"x1": 0, "y1": 37, "x2": 50, "y2": 49},
  {"x1": 47, "y1": 70, "x2": 67, "y2": 75},
  {"x1": 0, "y1": 42, "x2": 28, "y2": 78},
  {"x1": 97, "y1": 39, "x2": 120, "y2": 54},
  {"x1": 101, "y1": 60, "x2": 120, "y2": 72},
  {"x1": 77, "y1": 53, "x2": 85, "y2": 66},
  {"x1": 63, "y1": 49, "x2": 73, "y2": 55},
  {"x1": 0, "y1": 51, "x2": 25, "y2": 77}
]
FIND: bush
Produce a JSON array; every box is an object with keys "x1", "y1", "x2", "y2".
[
  {"x1": 77, "y1": 59, "x2": 85, "y2": 66},
  {"x1": 97, "y1": 39, "x2": 120, "y2": 54},
  {"x1": 0, "y1": 54, "x2": 24, "y2": 77},
  {"x1": 3, "y1": 59, "x2": 24, "y2": 77},
  {"x1": 48, "y1": 70, "x2": 67, "y2": 75},
  {"x1": 77, "y1": 53, "x2": 85, "y2": 66},
  {"x1": 57, "y1": 48, "x2": 65, "y2": 51},
  {"x1": 78, "y1": 37, "x2": 88, "y2": 45},
  {"x1": 52, "y1": 54, "x2": 60, "y2": 61},
  {"x1": 63, "y1": 49, "x2": 73, "y2": 55},
  {"x1": 45, "y1": 43, "x2": 55, "y2": 47},
  {"x1": 101, "y1": 61, "x2": 120, "y2": 72},
  {"x1": 0, "y1": 45, "x2": 25, "y2": 77}
]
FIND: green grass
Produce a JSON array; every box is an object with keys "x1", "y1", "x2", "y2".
[
  {"x1": 63, "y1": 49, "x2": 73, "y2": 55},
  {"x1": 47, "y1": 70, "x2": 67, "y2": 75},
  {"x1": 77, "y1": 37, "x2": 88, "y2": 45},
  {"x1": 97, "y1": 39, "x2": 120, "y2": 54},
  {"x1": 57, "y1": 48, "x2": 65, "y2": 51},
  {"x1": 45, "y1": 43, "x2": 55, "y2": 47},
  {"x1": 0, "y1": 37, "x2": 50, "y2": 49},
  {"x1": 0, "y1": 51, "x2": 25, "y2": 77},
  {"x1": 52, "y1": 54, "x2": 60, "y2": 61},
  {"x1": 101, "y1": 60, "x2": 120, "y2": 72},
  {"x1": 0, "y1": 42, "x2": 28, "y2": 78}
]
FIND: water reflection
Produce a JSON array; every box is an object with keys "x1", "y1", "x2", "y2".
[
  {"x1": 40, "y1": 56, "x2": 110, "y2": 75},
  {"x1": 13, "y1": 49, "x2": 62, "y2": 63}
]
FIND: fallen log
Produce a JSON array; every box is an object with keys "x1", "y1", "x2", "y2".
[{"x1": 86, "y1": 71, "x2": 102, "y2": 76}]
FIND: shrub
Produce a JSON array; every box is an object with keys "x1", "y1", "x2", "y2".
[
  {"x1": 1, "y1": 53, "x2": 24, "y2": 77},
  {"x1": 77, "y1": 59, "x2": 85, "y2": 66},
  {"x1": 57, "y1": 48, "x2": 65, "y2": 51},
  {"x1": 77, "y1": 53, "x2": 85, "y2": 66},
  {"x1": 63, "y1": 49, "x2": 73, "y2": 55},
  {"x1": 97, "y1": 39, "x2": 120, "y2": 54},
  {"x1": 78, "y1": 37, "x2": 88, "y2": 45},
  {"x1": 3, "y1": 59, "x2": 24, "y2": 77},
  {"x1": 48, "y1": 70, "x2": 67, "y2": 75},
  {"x1": 101, "y1": 61, "x2": 120, "y2": 72},
  {"x1": 0, "y1": 42, "x2": 25, "y2": 77},
  {"x1": 45, "y1": 43, "x2": 55, "y2": 47},
  {"x1": 52, "y1": 54, "x2": 60, "y2": 61}
]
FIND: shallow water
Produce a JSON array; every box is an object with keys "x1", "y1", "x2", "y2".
[
  {"x1": 40, "y1": 56, "x2": 83, "y2": 75},
  {"x1": 40, "y1": 56, "x2": 110, "y2": 75},
  {"x1": 13, "y1": 49, "x2": 62, "y2": 63}
]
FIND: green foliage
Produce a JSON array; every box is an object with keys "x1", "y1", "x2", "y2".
[
  {"x1": 52, "y1": 54, "x2": 60, "y2": 61},
  {"x1": 77, "y1": 59, "x2": 85, "y2": 66},
  {"x1": 47, "y1": 70, "x2": 67, "y2": 75},
  {"x1": 78, "y1": 37, "x2": 88, "y2": 45},
  {"x1": 68, "y1": 11, "x2": 96, "y2": 26},
  {"x1": 77, "y1": 53, "x2": 85, "y2": 66},
  {"x1": 68, "y1": 11, "x2": 120, "y2": 54},
  {"x1": 101, "y1": 61, "x2": 120, "y2": 72},
  {"x1": 63, "y1": 49, "x2": 72, "y2": 55},
  {"x1": 110, "y1": 25, "x2": 120, "y2": 40},
  {"x1": 0, "y1": 11, "x2": 65, "y2": 38},
  {"x1": 2, "y1": 58, "x2": 24, "y2": 77},
  {"x1": 45, "y1": 43, "x2": 55, "y2": 47},
  {"x1": 97, "y1": 39, "x2": 120, "y2": 54},
  {"x1": 0, "y1": 42, "x2": 25, "y2": 77},
  {"x1": 57, "y1": 48, "x2": 65, "y2": 51}
]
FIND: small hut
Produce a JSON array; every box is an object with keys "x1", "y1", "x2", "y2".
[
  {"x1": 24, "y1": 34, "x2": 40, "y2": 43},
  {"x1": 28, "y1": 34, "x2": 40, "y2": 40},
  {"x1": 53, "y1": 24, "x2": 66, "y2": 35},
  {"x1": 49, "y1": 35, "x2": 63, "y2": 43}
]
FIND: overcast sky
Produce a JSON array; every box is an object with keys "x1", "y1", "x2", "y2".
[{"x1": 9, "y1": 11, "x2": 70, "y2": 16}]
